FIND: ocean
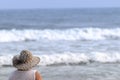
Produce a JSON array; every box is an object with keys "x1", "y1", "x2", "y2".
[{"x1": 0, "y1": 8, "x2": 120, "y2": 80}]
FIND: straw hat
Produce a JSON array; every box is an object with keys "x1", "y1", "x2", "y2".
[{"x1": 12, "y1": 50, "x2": 40, "y2": 70}]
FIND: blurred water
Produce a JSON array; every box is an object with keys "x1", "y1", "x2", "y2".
[{"x1": 0, "y1": 8, "x2": 120, "y2": 80}]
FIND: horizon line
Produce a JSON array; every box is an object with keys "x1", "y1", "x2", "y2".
[{"x1": 0, "y1": 7, "x2": 120, "y2": 10}]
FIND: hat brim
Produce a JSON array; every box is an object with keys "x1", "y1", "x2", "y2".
[{"x1": 13, "y1": 56, "x2": 40, "y2": 70}]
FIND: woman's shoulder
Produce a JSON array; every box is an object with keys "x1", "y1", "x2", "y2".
[
  {"x1": 35, "y1": 71, "x2": 42, "y2": 80},
  {"x1": 8, "y1": 70, "x2": 18, "y2": 80}
]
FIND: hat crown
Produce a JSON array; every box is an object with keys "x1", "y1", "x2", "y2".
[{"x1": 19, "y1": 50, "x2": 33, "y2": 63}]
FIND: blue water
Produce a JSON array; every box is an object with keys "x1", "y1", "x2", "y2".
[
  {"x1": 0, "y1": 8, "x2": 120, "y2": 80},
  {"x1": 0, "y1": 8, "x2": 120, "y2": 29}
]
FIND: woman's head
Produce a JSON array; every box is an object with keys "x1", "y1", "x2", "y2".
[{"x1": 12, "y1": 50, "x2": 40, "y2": 71}]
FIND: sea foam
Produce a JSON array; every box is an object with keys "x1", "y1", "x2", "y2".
[
  {"x1": 0, "y1": 28, "x2": 120, "y2": 42},
  {"x1": 1, "y1": 52, "x2": 120, "y2": 66}
]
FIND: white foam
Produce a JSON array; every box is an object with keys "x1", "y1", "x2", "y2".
[
  {"x1": 92, "y1": 52, "x2": 120, "y2": 63},
  {"x1": 0, "y1": 55, "x2": 13, "y2": 66},
  {"x1": 0, "y1": 28, "x2": 120, "y2": 42},
  {"x1": 1, "y1": 52, "x2": 120, "y2": 66},
  {"x1": 39, "y1": 53, "x2": 89, "y2": 66}
]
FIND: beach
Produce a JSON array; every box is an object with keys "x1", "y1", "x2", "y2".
[
  {"x1": 0, "y1": 8, "x2": 120, "y2": 80},
  {"x1": 2, "y1": 64, "x2": 120, "y2": 80}
]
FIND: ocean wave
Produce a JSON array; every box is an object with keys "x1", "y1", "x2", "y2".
[
  {"x1": 1, "y1": 52, "x2": 120, "y2": 66},
  {"x1": 0, "y1": 28, "x2": 120, "y2": 42}
]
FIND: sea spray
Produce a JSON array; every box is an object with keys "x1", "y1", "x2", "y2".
[
  {"x1": 1, "y1": 52, "x2": 120, "y2": 66},
  {"x1": 0, "y1": 28, "x2": 120, "y2": 42}
]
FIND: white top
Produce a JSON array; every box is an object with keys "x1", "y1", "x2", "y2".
[{"x1": 9, "y1": 70, "x2": 36, "y2": 80}]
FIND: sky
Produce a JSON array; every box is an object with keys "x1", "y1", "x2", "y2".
[{"x1": 0, "y1": 0, "x2": 120, "y2": 9}]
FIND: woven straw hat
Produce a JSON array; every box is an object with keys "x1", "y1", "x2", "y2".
[{"x1": 12, "y1": 50, "x2": 40, "y2": 70}]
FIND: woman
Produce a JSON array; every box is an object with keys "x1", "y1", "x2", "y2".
[{"x1": 9, "y1": 50, "x2": 42, "y2": 80}]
